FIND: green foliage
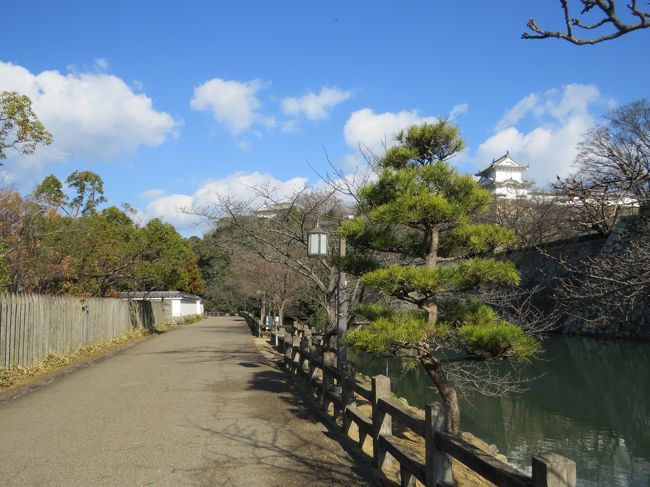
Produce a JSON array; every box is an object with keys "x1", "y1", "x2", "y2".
[
  {"x1": 358, "y1": 163, "x2": 493, "y2": 233},
  {"x1": 0, "y1": 176, "x2": 204, "y2": 297},
  {"x1": 329, "y1": 252, "x2": 379, "y2": 276},
  {"x1": 361, "y1": 259, "x2": 519, "y2": 300},
  {"x1": 455, "y1": 305, "x2": 539, "y2": 361},
  {"x1": 383, "y1": 122, "x2": 466, "y2": 168},
  {"x1": 136, "y1": 219, "x2": 201, "y2": 293},
  {"x1": 343, "y1": 121, "x2": 538, "y2": 400},
  {"x1": 0, "y1": 91, "x2": 52, "y2": 160},
  {"x1": 188, "y1": 231, "x2": 245, "y2": 313},
  {"x1": 354, "y1": 303, "x2": 397, "y2": 321},
  {"x1": 344, "y1": 314, "x2": 436, "y2": 355},
  {"x1": 32, "y1": 170, "x2": 109, "y2": 216},
  {"x1": 33, "y1": 175, "x2": 67, "y2": 210},
  {"x1": 66, "y1": 170, "x2": 107, "y2": 215},
  {"x1": 440, "y1": 223, "x2": 517, "y2": 256},
  {"x1": 354, "y1": 303, "x2": 426, "y2": 322}
]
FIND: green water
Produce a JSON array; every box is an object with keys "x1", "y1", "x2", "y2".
[{"x1": 348, "y1": 335, "x2": 650, "y2": 486}]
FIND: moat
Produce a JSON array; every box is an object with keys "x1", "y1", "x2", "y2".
[{"x1": 349, "y1": 335, "x2": 650, "y2": 487}]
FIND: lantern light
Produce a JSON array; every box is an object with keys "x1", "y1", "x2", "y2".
[{"x1": 307, "y1": 225, "x2": 328, "y2": 257}]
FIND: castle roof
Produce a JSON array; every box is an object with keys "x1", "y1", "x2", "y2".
[{"x1": 475, "y1": 151, "x2": 528, "y2": 177}]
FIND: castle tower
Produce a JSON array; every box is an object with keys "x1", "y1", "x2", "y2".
[{"x1": 475, "y1": 151, "x2": 533, "y2": 199}]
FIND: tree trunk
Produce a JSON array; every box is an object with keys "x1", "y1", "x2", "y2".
[
  {"x1": 424, "y1": 226, "x2": 439, "y2": 268},
  {"x1": 424, "y1": 226, "x2": 439, "y2": 323},
  {"x1": 423, "y1": 304, "x2": 438, "y2": 323},
  {"x1": 278, "y1": 299, "x2": 286, "y2": 329},
  {"x1": 420, "y1": 354, "x2": 461, "y2": 435}
]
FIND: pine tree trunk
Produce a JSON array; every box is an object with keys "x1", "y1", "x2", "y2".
[
  {"x1": 424, "y1": 226, "x2": 439, "y2": 323},
  {"x1": 420, "y1": 354, "x2": 461, "y2": 435},
  {"x1": 425, "y1": 226, "x2": 439, "y2": 268}
]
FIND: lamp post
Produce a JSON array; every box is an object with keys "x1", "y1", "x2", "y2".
[{"x1": 307, "y1": 223, "x2": 347, "y2": 370}]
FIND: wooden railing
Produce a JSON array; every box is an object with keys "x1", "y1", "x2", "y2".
[
  {"x1": 240, "y1": 312, "x2": 261, "y2": 336},
  {"x1": 274, "y1": 332, "x2": 576, "y2": 487}
]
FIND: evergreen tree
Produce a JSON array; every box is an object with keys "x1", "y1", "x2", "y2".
[{"x1": 341, "y1": 122, "x2": 538, "y2": 434}]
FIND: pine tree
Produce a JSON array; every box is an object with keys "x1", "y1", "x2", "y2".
[{"x1": 341, "y1": 122, "x2": 538, "y2": 434}]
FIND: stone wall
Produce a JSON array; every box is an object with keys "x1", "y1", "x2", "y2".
[
  {"x1": 499, "y1": 234, "x2": 606, "y2": 314},
  {"x1": 562, "y1": 215, "x2": 650, "y2": 340},
  {"x1": 500, "y1": 215, "x2": 649, "y2": 340}
]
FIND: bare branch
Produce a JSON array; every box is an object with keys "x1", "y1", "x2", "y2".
[{"x1": 523, "y1": 0, "x2": 650, "y2": 44}]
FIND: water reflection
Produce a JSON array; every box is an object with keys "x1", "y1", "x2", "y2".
[{"x1": 348, "y1": 336, "x2": 650, "y2": 486}]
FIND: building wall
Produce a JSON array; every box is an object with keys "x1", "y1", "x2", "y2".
[
  {"x1": 172, "y1": 299, "x2": 182, "y2": 317},
  {"x1": 495, "y1": 185, "x2": 528, "y2": 199},
  {"x1": 180, "y1": 299, "x2": 197, "y2": 317},
  {"x1": 494, "y1": 168, "x2": 523, "y2": 182}
]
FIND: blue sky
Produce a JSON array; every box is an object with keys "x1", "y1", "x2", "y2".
[{"x1": 0, "y1": 1, "x2": 648, "y2": 234}]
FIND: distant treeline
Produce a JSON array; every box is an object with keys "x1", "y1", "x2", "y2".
[{"x1": 0, "y1": 171, "x2": 204, "y2": 297}]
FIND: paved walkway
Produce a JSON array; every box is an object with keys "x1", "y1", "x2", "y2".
[{"x1": 0, "y1": 317, "x2": 373, "y2": 486}]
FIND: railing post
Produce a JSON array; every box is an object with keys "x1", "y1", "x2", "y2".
[
  {"x1": 532, "y1": 452, "x2": 576, "y2": 487},
  {"x1": 283, "y1": 336, "x2": 291, "y2": 369},
  {"x1": 372, "y1": 375, "x2": 393, "y2": 473},
  {"x1": 300, "y1": 336, "x2": 311, "y2": 383},
  {"x1": 341, "y1": 360, "x2": 356, "y2": 435},
  {"x1": 401, "y1": 465, "x2": 417, "y2": 487},
  {"x1": 291, "y1": 336, "x2": 301, "y2": 375},
  {"x1": 322, "y1": 351, "x2": 336, "y2": 413},
  {"x1": 425, "y1": 402, "x2": 453, "y2": 487}
]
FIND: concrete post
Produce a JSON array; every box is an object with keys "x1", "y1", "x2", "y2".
[
  {"x1": 425, "y1": 402, "x2": 453, "y2": 487},
  {"x1": 322, "y1": 351, "x2": 336, "y2": 413},
  {"x1": 372, "y1": 375, "x2": 393, "y2": 473},
  {"x1": 341, "y1": 360, "x2": 356, "y2": 435},
  {"x1": 532, "y1": 452, "x2": 576, "y2": 487},
  {"x1": 291, "y1": 336, "x2": 301, "y2": 375}
]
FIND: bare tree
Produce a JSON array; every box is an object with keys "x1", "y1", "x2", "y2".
[
  {"x1": 523, "y1": 0, "x2": 650, "y2": 45},
  {"x1": 230, "y1": 254, "x2": 310, "y2": 328},
  {"x1": 552, "y1": 232, "x2": 650, "y2": 327},
  {"x1": 553, "y1": 99, "x2": 650, "y2": 234},
  {"x1": 192, "y1": 187, "x2": 359, "y2": 338},
  {"x1": 483, "y1": 191, "x2": 581, "y2": 246}
]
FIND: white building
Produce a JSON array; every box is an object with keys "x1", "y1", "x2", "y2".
[
  {"x1": 120, "y1": 291, "x2": 204, "y2": 319},
  {"x1": 253, "y1": 202, "x2": 292, "y2": 218},
  {"x1": 475, "y1": 152, "x2": 533, "y2": 199}
]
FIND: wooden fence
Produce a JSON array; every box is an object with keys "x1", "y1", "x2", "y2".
[
  {"x1": 0, "y1": 293, "x2": 166, "y2": 369},
  {"x1": 264, "y1": 325, "x2": 576, "y2": 487}
]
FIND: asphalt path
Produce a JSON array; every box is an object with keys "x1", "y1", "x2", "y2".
[{"x1": 0, "y1": 316, "x2": 374, "y2": 486}]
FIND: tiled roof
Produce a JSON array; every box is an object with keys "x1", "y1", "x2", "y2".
[
  {"x1": 475, "y1": 151, "x2": 528, "y2": 177},
  {"x1": 119, "y1": 291, "x2": 202, "y2": 300}
]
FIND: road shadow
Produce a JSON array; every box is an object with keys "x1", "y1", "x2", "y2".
[
  {"x1": 138, "y1": 347, "x2": 265, "y2": 365},
  {"x1": 186, "y1": 367, "x2": 376, "y2": 486}
]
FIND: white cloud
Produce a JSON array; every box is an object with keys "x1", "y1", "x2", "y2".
[
  {"x1": 495, "y1": 94, "x2": 539, "y2": 131},
  {"x1": 449, "y1": 103, "x2": 469, "y2": 121},
  {"x1": 281, "y1": 87, "x2": 352, "y2": 120},
  {"x1": 143, "y1": 171, "x2": 308, "y2": 234},
  {"x1": 141, "y1": 189, "x2": 167, "y2": 201},
  {"x1": 94, "y1": 58, "x2": 110, "y2": 70},
  {"x1": 0, "y1": 61, "x2": 179, "y2": 177},
  {"x1": 476, "y1": 84, "x2": 606, "y2": 185},
  {"x1": 281, "y1": 119, "x2": 300, "y2": 133},
  {"x1": 343, "y1": 108, "x2": 436, "y2": 154},
  {"x1": 190, "y1": 78, "x2": 264, "y2": 135}
]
